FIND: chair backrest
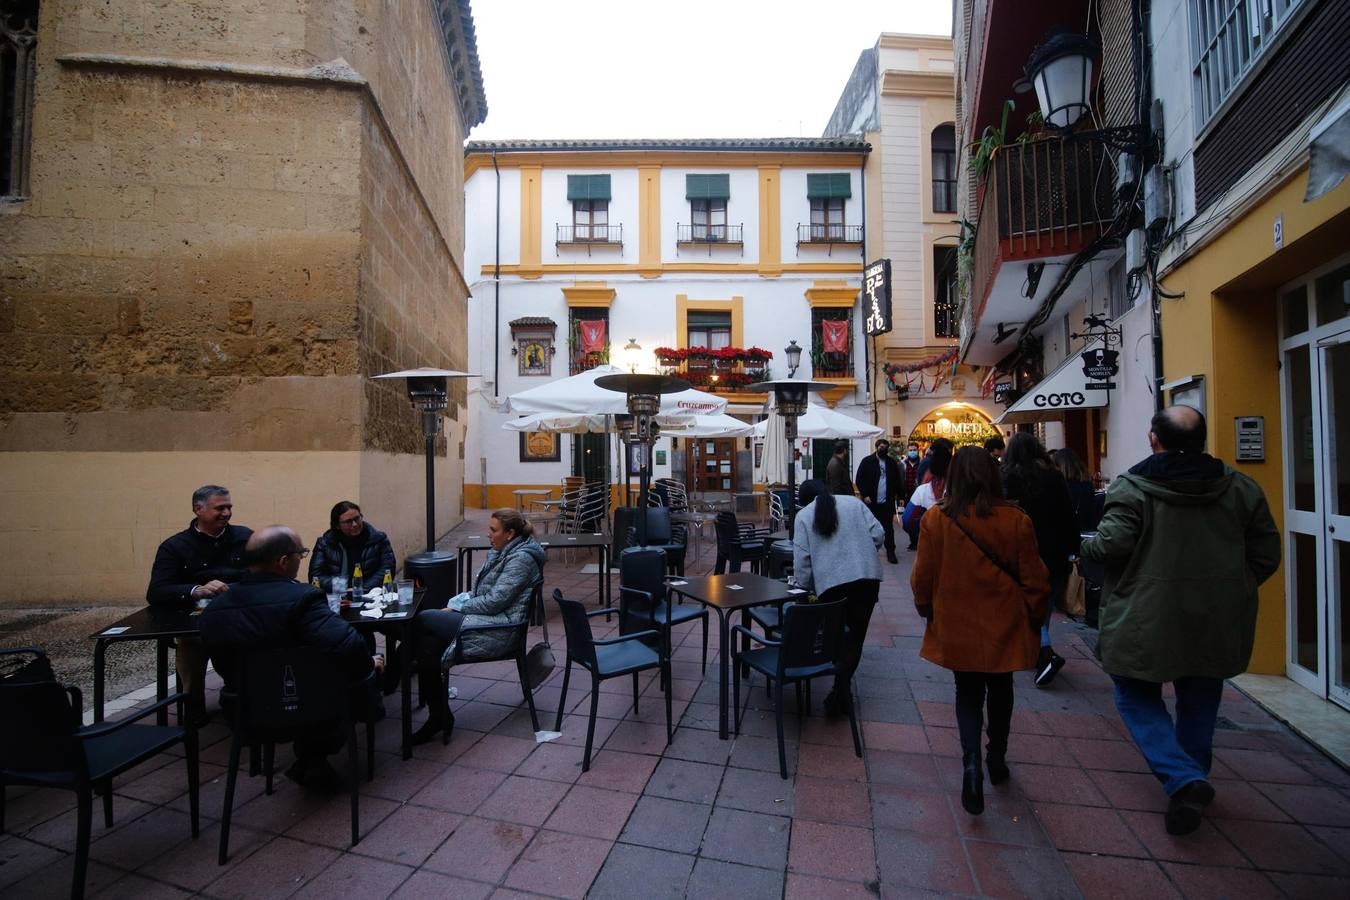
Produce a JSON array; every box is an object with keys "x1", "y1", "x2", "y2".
[
  {"x1": 620, "y1": 545, "x2": 667, "y2": 598},
  {"x1": 236, "y1": 646, "x2": 353, "y2": 733},
  {"x1": 777, "y1": 599, "x2": 848, "y2": 679},
  {"x1": 644, "y1": 507, "x2": 674, "y2": 544},
  {"x1": 552, "y1": 589, "x2": 598, "y2": 669},
  {"x1": 0, "y1": 676, "x2": 82, "y2": 777},
  {"x1": 713, "y1": 511, "x2": 740, "y2": 548},
  {"x1": 657, "y1": 478, "x2": 690, "y2": 512}
]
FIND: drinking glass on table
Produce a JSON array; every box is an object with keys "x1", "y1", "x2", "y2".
[
  {"x1": 330, "y1": 575, "x2": 348, "y2": 613},
  {"x1": 396, "y1": 579, "x2": 414, "y2": 609}
]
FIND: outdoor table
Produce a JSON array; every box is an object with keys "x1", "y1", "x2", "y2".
[
  {"x1": 91, "y1": 605, "x2": 199, "y2": 725},
  {"x1": 665, "y1": 572, "x2": 799, "y2": 739},
  {"x1": 91, "y1": 590, "x2": 427, "y2": 760},
  {"x1": 512, "y1": 488, "x2": 552, "y2": 511},
  {"x1": 456, "y1": 532, "x2": 611, "y2": 609},
  {"x1": 671, "y1": 509, "x2": 712, "y2": 564}
]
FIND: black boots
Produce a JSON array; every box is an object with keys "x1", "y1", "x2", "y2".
[
  {"x1": 961, "y1": 752, "x2": 985, "y2": 815},
  {"x1": 986, "y1": 747, "x2": 1010, "y2": 785},
  {"x1": 410, "y1": 667, "x2": 454, "y2": 746}
]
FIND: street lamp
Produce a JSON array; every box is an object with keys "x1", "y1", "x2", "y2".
[
  {"x1": 595, "y1": 372, "x2": 689, "y2": 545},
  {"x1": 1024, "y1": 31, "x2": 1097, "y2": 130},
  {"x1": 374, "y1": 368, "x2": 475, "y2": 553},
  {"x1": 784, "y1": 339, "x2": 803, "y2": 377},
  {"x1": 622, "y1": 337, "x2": 643, "y2": 373},
  {"x1": 747, "y1": 375, "x2": 831, "y2": 539}
]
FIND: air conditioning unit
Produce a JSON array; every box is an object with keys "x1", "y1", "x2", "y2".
[
  {"x1": 1115, "y1": 152, "x2": 1138, "y2": 198},
  {"x1": 1126, "y1": 228, "x2": 1147, "y2": 275},
  {"x1": 1143, "y1": 166, "x2": 1170, "y2": 233}
]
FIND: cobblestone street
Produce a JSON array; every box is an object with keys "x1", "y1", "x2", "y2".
[{"x1": 3, "y1": 512, "x2": 1347, "y2": 899}]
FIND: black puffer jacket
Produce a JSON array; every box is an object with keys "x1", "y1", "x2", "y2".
[
  {"x1": 308, "y1": 524, "x2": 397, "y2": 593},
  {"x1": 147, "y1": 522, "x2": 253, "y2": 605},
  {"x1": 199, "y1": 572, "x2": 372, "y2": 691},
  {"x1": 1003, "y1": 462, "x2": 1080, "y2": 577}
]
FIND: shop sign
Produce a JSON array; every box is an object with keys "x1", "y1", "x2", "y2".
[
  {"x1": 993, "y1": 381, "x2": 1016, "y2": 404},
  {"x1": 1081, "y1": 348, "x2": 1119, "y2": 381},
  {"x1": 863, "y1": 258, "x2": 892, "y2": 336},
  {"x1": 1032, "y1": 391, "x2": 1088, "y2": 409}
]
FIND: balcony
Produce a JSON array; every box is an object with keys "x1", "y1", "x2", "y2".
[
  {"x1": 556, "y1": 224, "x2": 623, "y2": 254},
  {"x1": 676, "y1": 223, "x2": 744, "y2": 253},
  {"x1": 796, "y1": 223, "x2": 864, "y2": 252},
  {"x1": 964, "y1": 135, "x2": 1117, "y2": 364},
  {"x1": 654, "y1": 346, "x2": 772, "y2": 395}
]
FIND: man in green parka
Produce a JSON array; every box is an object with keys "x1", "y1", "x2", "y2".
[{"x1": 1080, "y1": 405, "x2": 1280, "y2": 836}]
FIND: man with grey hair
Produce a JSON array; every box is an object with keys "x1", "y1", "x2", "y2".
[
  {"x1": 147, "y1": 484, "x2": 253, "y2": 721},
  {"x1": 1081, "y1": 405, "x2": 1279, "y2": 836}
]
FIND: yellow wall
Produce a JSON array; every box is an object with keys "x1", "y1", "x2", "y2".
[{"x1": 1159, "y1": 171, "x2": 1350, "y2": 674}]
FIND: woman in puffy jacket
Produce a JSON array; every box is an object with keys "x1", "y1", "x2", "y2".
[
  {"x1": 411, "y1": 509, "x2": 547, "y2": 745},
  {"x1": 308, "y1": 501, "x2": 397, "y2": 593}
]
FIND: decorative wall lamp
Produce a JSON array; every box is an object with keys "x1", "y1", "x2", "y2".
[
  {"x1": 784, "y1": 339, "x2": 803, "y2": 377},
  {"x1": 748, "y1": 375, "x2": 831, "y2": 538},
  {"x1": 595, "y1": 373, "x2": 689, "y2": 544},
  {"x1": 622, "y1": 337, "x2": 643, "y2": 373},
  {"x1": 1022, "y1": 30, "x2": 1148, "y2": 153}
]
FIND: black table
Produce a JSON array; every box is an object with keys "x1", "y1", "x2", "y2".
[
  {"x1": 91, "y1": 590, "x2": 426, "y2": 760},
  {"x1": 457, "y1": 533, "x2": 611, "y2": 608},
  {"x1": 666, "y1": 573, "x2": 799, "y2": 739}
]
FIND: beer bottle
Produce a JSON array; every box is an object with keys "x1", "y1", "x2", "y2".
[{"x1": 352, "y1": 563, "x2": 363, "y2": 596}]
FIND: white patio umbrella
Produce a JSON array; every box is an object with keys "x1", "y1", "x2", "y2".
[
  {"x1": 656, "y1": 413, "x2": 753, "y2": 438},
  {"x1": 507, "y1": 364, "x2": 726, "y2": 417},
  {"x1": 757, "y1": 402, "x2": 791, "y2": 486},
  {"x1": 752, "y1": 401, "x2": 884, "y2": 440}
]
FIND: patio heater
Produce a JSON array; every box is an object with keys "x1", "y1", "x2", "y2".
[
  {"x1": 374, "y1": 368, "x2": 475, "y2": 554},
  {"x1": 747, "y1": 374, "x2": 831, "y2": 539},
  {"x1": 595, "y1": 373, "x2": 688, "y2": 545}
]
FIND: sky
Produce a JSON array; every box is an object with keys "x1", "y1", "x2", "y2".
[{"x1": 466, "y1": 0, "x2": 953, "y2": 142}]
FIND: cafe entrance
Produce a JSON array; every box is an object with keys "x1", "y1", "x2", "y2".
[
  {"x1": 907, "y1": 403, "x2": 999, "y2": 450},
  {"x1": 1280, "y1": 256, "x2": 1350, "y2": 711},
  {"x1": 689, "y1": 438, "x2": 736, "y2": 493}
]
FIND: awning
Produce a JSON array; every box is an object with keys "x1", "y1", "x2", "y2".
[
  {"x1": 1306, "y1": 92, "x2": 1350, "y2": 202},
  {"x1": 995, "y1": 342, "x2": 1111, "y2": 424}
]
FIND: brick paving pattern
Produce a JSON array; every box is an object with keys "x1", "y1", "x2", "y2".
[{"x1": 4, "y1": 527, "x2": 1349, "y2": 898}]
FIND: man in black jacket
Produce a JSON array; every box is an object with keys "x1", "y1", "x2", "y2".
[
  {"x1": 854, "y1": 439, "x2": 903, "y2": 563},
  {"x1": 200, "y1": 525, "x2": 383, "y2": 789},
  {"x1": 147, "y1": 485, "x2": 252, "y2": 723}
]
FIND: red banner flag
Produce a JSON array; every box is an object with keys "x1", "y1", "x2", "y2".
[
  {"x1": 578, "y1": 320, "x2": 607, "y2": 353},
  {"x1": 822, "y1": 319, "x2": 849, "y2": 354}
]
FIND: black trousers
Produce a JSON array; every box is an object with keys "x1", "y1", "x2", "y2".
[
  {"x1": 414, "y1": 609, "x2": 465, "y2": 713},
  {"x1": 866, "y1": 501, "x2": 897, "y2": 554},
  {"x1": 818, "y1": 578, "x2": 881, "y2": 698},
  {"x1": 953, "y1": 671, "x2": 1014, "y2": 759}
]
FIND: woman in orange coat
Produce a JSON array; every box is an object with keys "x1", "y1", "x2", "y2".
[{"x1": 911, "y1": 446, "x2": 1049, "y2": 815}]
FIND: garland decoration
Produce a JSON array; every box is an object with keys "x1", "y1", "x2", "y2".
[{"x1": 880, "y1": 348, "x2": 959, "y2": 395}]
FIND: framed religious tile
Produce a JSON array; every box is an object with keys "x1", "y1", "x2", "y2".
[
  {"x1": 519, "y1": 431, "x2": 560, "y2": 462},
  {"x1": 517, "y1": 337, "x2": 552, "y2": 376}
]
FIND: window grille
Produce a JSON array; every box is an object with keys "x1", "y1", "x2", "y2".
[
  {"x1": 1191, "y1": 0, "x2": 1305, "y2": 128},
  {"x1": 1, "y1": 1, "x2": 38, "y2": 199}
]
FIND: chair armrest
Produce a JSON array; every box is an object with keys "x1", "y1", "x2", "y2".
[
  {"x1": 730, "y1": 624, "x2": 780, "y2": 647},
  {"x1": 620, "y1": 587, "x2": 653, "y2": 602},
  {"x1": 585, "y1": 607, "x2": 618, "y2": 619},
  {"x1": 458, "y1": 619, "x2": 528, "y2": 635},
  {"x1": 77, "y1": 692, "x2": 190, "y2": 740},
  {"x1": 593, "y1": 629, "x2": 660, "y2": 646}
]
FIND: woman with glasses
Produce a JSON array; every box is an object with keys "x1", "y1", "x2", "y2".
[{"x1": 308, "y1": 501, "x2": 397, "y2": 595}]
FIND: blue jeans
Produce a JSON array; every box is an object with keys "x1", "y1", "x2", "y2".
[
  {"x1": 1112, "y1": 675, "x2": 1224, "y2": 795},
  {"x1": 1043, "y1": 570, "x2": 1068, "y2": 648}
]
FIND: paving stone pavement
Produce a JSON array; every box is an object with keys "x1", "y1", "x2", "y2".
[{"x1": 4, "y1": 512, "x2": 1349, "y2": 899}]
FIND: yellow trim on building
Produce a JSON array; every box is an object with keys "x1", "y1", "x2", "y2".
[
  {"x1": 477, "y1": 262, "x2": 863, "y2": 277},
  {"x1": 638, "y1": 164, "x2": 662, "y2": 278},
  {"x1": 465, "y1": 150, "x2": 867, "y2": 179},
  {"x1": 881, "y1": 71, "x2": 955, "y2": 98},
  {"x1": 878, "y1": 33, "x2": 955, "y2": 52},
  {"x1": 805, "y1": 280, "x2": 859, "y2": 307},
  {"x1": 758, "y1": 165, "x2": 782, "y2": 277},
  {"x1": 561, "y1": 282, "x2": 616, "y2": 308},
  {"x1": 519, "y1": 165, "x2": 543, "y2": 278},
  {"x1": 675, "y1": 294, "x2": 745, "y2": 348},
  {"x1": 817, "y1": 378, "x2": 858, "y2": 406}
]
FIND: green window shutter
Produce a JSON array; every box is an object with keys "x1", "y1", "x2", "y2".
[
  {"x1": 806, "y1": 172, "x2": 852, "y2": 199},
  {"x1": 685, "y1": 174, "x2": 730, "y2": 201},
  {"x1": 567, "y1": 174, "x2": 611, "y2": 201},
  {"x1": 687, "y1": 311, "x2": 732, "y2": 328}
]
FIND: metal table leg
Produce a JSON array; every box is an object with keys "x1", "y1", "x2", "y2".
[
  {"x1": 93, "y1": 639, "x2": 108, "y2": 723},
  {"x1": 400, "y1": 621, "x2": 414, "y2": 760},
  {"x1": 156, "y1": 638, "x2": 170, "y2": 726},
  {"x1": 717, "y1": 609, "x2": 732, "y2": 739}
]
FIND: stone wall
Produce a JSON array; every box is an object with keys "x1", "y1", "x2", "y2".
[{"x1": 0, "y1": 0, "x2": 473, "y2": 604}]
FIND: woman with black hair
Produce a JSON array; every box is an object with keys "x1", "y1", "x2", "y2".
[
  {"x1": 308, "y1": 501, "x2": 397, "y2": 593},
  {"x1": 902, "y1": 440, "x2": 953, "y2": 550},
  {"x1": 792, "y1": 478, "x2": 884, "y2": 717},
  {"x1": 1003, "y1": 433, "x2": 1081, "y2": 686}
]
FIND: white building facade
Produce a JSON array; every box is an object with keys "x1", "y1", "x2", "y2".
[{"x1": 462, "y1": 139, "x2": 878, "y2": 507}]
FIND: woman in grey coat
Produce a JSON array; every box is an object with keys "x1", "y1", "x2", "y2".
[
  {"x1": 411, "y1": 508, "x2": 546, "y2": 744},
  {"x1": 793, "y1": 478, "x2": 884, "y2": 718}
]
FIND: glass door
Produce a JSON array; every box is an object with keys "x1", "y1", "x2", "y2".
[{"x1": 1280, "y1": 256, "x2": 1350, "y2": 709}]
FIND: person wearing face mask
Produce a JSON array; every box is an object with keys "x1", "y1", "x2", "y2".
[
  {"x1": 854, "y1": 439, "x2": 903, "y2": 563},
  {"x1": 901, "y1": 443, "x2": 923, "y2": 549}
]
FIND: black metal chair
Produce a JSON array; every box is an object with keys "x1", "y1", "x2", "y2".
[
  {"x1": 434, "y1": 576, "x2": 545, "y2": 744},
  {"x1": 626, "y1": 507, "x2": 688, "y2": 576},
  {"x1": 553, "y1": 589, "x2": 671, "y2": 772},
  {"x1": 216, "y1": 646, "x2": 374, "y2": 864},
  {"x1": 731, "y1": 600, "x2": 864, "y2": 779},
  {"x1": 0, "y1": 648, "x2": 200, "y2": 899},
  {"x1": 618, "y1": 547, "x2": 707, "y2": 680},
  {"x1": 713, "y1": 511, "x2": 769, "y2": 574}
]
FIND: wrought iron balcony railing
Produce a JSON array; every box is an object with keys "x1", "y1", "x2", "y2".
[
  {"x1": 676, "y1": 223, "x2": 744, "y2": 244},
  {"x1": 796, "y1": 223, "x2": 864, "y2": 244},
  {"x1": 556, "y1": 224, "x2": 623, "y2": 245}
]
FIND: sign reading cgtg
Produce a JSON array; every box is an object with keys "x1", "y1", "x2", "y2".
[
  {"x1": 863, "y1": 258, "x2": 892, "y2": 336},
  {"x1": 1032, "y1": 392, "x2": 1088, "y2": 408}
]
